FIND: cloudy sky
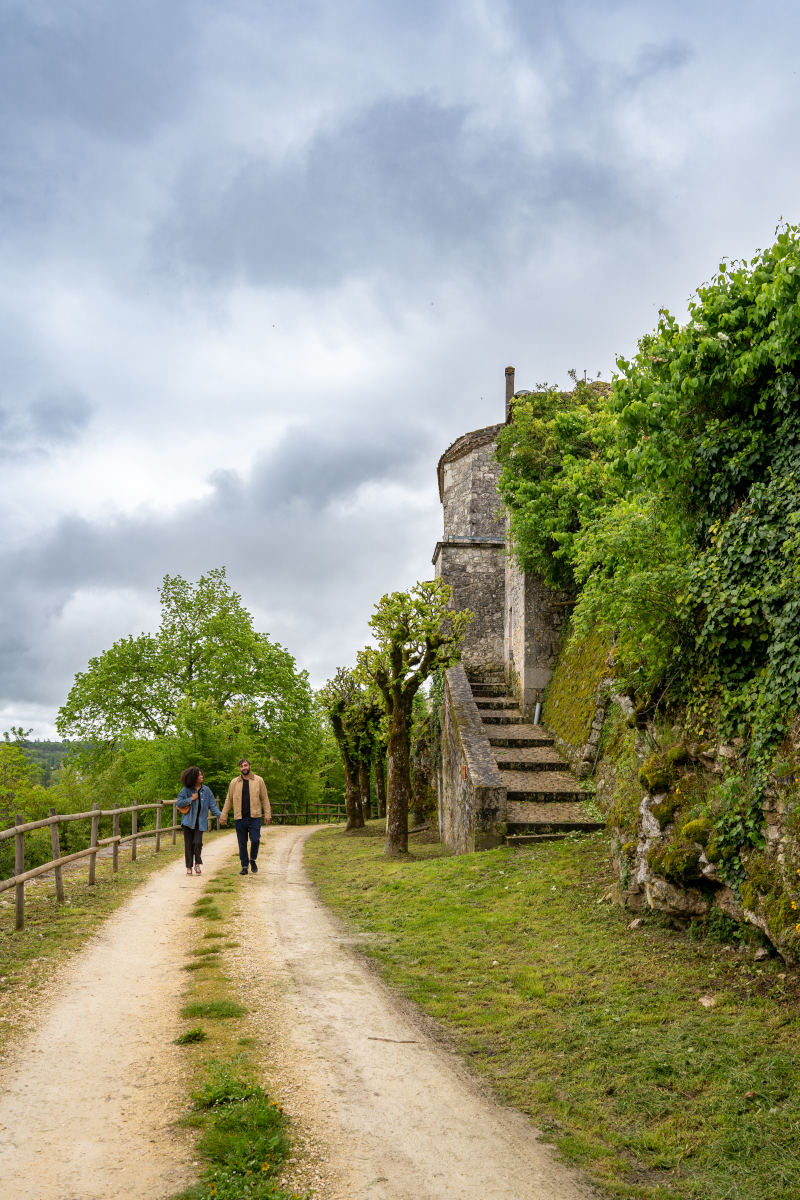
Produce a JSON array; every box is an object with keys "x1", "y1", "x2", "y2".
[{"x1": 2, "y1": 0, "x2": 799, "y2": 736}]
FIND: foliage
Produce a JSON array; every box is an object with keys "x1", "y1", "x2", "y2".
[
  {"x1": 495, "y1": 376, "x2": 614, "y2": 590},
  {"x1": 0, "y1": 742, "x2": 43, "y2": 825},
  {"x1": 319, "y1": 668, "x2": 382, "y2": 830},
  {"x1": 52, "y1": 568, "x2": 328, "y2": 818},
  {"x1": 358, "y1": 579, "x2": 472, "y2": 714},
  {"x1": 502, "y1": 223, "x2": 800, "y2": 872}
]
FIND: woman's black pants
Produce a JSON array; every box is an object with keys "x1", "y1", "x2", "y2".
[{"x1": 183, "y1": 825, "x2": 203, "y2": 868}]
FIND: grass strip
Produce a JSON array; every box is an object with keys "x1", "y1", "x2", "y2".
[
  {"x1": 181, "y1": 1000, "x2": 247, "y2": 1020},
  {"x1": 172, "y1": 864, "x2": 310, "y2": 1200},
  {"x1": 175, "y1": 1067, "x2": 297, "y2": 1200},
  {"x1": 304, "y1": 821, "x2": 800, "y2": 1200}
]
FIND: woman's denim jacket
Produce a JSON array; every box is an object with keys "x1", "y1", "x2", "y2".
[{"x1": 175, "y1": 784, "x2": 221, "y2": 832}]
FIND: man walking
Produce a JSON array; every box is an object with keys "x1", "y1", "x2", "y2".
[{"x1": 220, "y1": 757, "x2": 271, "y2": 874}]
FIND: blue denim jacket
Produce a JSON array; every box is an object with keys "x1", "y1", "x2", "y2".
[{"x1": 175, "y1": 784, "x2": 221, "y2": 832}]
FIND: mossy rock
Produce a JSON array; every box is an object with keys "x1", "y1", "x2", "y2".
[
  {"x1": 647, "y1": 838, "x2": 703, "y2": 884},
  {"x1": 651, "y1": 792, "x2": 683, "y2": 828},
  {"x1": 638, "y1": 753, "x2": 676, "y2": 794},
  {"x1": 704, "y1": 836, "x2": 721, "y2": 863},
  {"x1": 681, "y1": 817, "x2": 712, "y2": 846},
  {"x1": 665, "y1": 745, "x2": 690, "y2": 767}
]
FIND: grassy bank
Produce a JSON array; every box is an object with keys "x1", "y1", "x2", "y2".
[
  {"x1": 0, "y1": 836, "x2": 185, "y2": 1058},
  {"x1": 304, "y1": 822, "x2": 800, "y2": 1200}
]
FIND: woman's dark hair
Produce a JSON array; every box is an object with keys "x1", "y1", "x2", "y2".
[{"x1": 180, "y1": 766, "x2": 202, "y2": 788}]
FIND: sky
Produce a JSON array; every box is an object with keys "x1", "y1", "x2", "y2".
[{"x1": 2, "y1": 0, "x2": 800, "y2": 737}]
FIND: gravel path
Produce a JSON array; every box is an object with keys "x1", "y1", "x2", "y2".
[
  {"x1": 0, "y1": 824, "x2": 594, "y2": 1200},
  {"x1": 0, "y1": 832, "x2": 235, "y2": 1200}
]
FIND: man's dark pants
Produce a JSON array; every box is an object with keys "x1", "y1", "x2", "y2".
[{"x1": 234, "y1": 816, "x2": 261, "y2": 869}]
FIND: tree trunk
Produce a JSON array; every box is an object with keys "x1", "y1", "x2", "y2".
[
  {"x1": 344, "y1": 762, "x2": 364, "y2": 830},
  {"x1": 357, "y1": 757, "x2": 372, "y2": 822},
  {"x1": 385, "y1": 708, "x2": 412, "y2": 857},
  {"x1": 331, "y1": 715, "x2": 364, "y2": 831},
  {"x1": 374, "y1": 742, "x2": 387, "y2": 818}
]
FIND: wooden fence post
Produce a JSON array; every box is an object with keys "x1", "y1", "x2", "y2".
[
  {"x1": 49, "y1": 807, "x2": 65, "y2": 903},
  {"x1": 112, "y1": 805, "x2": 120, "y2": 873},
  {"x1": 304, "y1": 801, "x2": 309, "y2": 825},
  {"x1": 14, "y1": 813, "x2": 25, "y2": 932},
  {"x1": 88, "y1": 802, "x2": 100, "y2": 885},
  {"x1": 172, "y1": 802, "x2": 178, "y2": 845},
  {"x1": 155, "y1": 802, "x2": 162, "y2": 853},
  {"x1": 131, "y1": 806, "x2": 138, "y2": 861}
]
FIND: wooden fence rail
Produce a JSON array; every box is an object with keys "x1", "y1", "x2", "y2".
[{"x1": 1, "y1": 800, "x2": 344, "y2": 931}]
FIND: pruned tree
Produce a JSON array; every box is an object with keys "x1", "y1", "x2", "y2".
[
  {"x1": 320, "y1": 669, "x2": 382, "y2": 831},
  {"x1": 357, "y1": 579, "x2": 471, "y2": 857}
]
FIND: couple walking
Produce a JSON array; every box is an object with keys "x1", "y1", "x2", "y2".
[{"x1": 176, "y1": 758, "x2": 272, "y2": 877}]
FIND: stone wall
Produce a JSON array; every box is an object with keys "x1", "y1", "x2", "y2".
[
  {"x1": 504, "y1": 557, "x2": 569, "y2": 718},
  {"x1": 438, "y1": 425, "x2": 504, "y2": 538},
  {"x1": 433, "y1": 541, "x2": 505, "y2": 679},
  {"x1": 438, "y1": 664, "x2": 506, "y2": 853}
]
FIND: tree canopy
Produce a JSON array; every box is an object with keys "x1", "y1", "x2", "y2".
[
  {"x1": 496, "y1": 223, "x2": 800, "y2": 876},
  {"x1": 56, "y1": 568, "x2": 328, "y2": 809}
]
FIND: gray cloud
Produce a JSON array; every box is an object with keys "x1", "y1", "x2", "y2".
[
  {"x1": 0, "y1": 1, "x2": 197, "y2": 141},
  {"x1": 0, "y1": 388, "x2": 92, "y2": 458},
  {"x1": 153, "y1": 90, "x2": 653, "y2": 290},
  {"x1": 0, "y1": 418, "x2": 436, "y2": 710}
]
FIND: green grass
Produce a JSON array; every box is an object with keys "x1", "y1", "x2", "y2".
[
  {"x1": 172, "y1": 866, "x2": 309, "y2": 1200},
  {"x1": 175, "y1": 1027, "x2": 208, "y2": 1045},
  {"x1": 174, "y1": 1068, "x2": 296, "y2": 1200},
  {"x1": 181, "y1": 999, "x2": 247, "y2": 1020},
  {"x1": 304, "y1": 821, "x2": 800, "y2": 1200}
]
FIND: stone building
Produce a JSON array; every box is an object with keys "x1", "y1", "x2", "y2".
[
  {"x1": 433, "y1": 367, "x2": 585, "y2": 853},
  {"x1": 433, "y1": 366, "x2": 566, "y2": 715}
]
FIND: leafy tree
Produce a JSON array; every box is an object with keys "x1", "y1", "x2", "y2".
[
  {"x1": 320, "y1": 669, "x2": 382, "y2": 831},
  {"x1": 495, "y1": 376, "x2": 615, "y2": 591},
  {"x1": 358, "y1": 579, "x2": 471, "y2": 857},
  {"x1": 57, "y1": 568, "x2": 323, "y2": 812},
  {"x1": 0, "y1": 741, "x2": 42, "y2": 827},
  {"x1": 58, "y1": 568, "x2": 299, "y2": 740}
]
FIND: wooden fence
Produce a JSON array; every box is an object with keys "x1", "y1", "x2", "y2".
[{"x1": 0, "y1": 800, "x2": 343, "y2": 931}]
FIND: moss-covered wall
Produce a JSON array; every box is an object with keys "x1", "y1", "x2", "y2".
[{"x1": 542, "y1": 622, "x2": 613, "y2": 764}]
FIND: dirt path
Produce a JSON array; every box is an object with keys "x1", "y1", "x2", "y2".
[
  {"x1": 0, "y1": 832, "x2": 236, "y2": 1200},
  {"x1": 240, "y1": 825, "x2": 593, "y2": 1200},
  {"x1": 0, "y1": 825, "x2": 594, "y2": 1200}
]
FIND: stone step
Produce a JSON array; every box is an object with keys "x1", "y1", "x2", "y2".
[
  {"x1": 505, "y1": 828, "x2": 602, "y2": 845},
  {"x1": 470, "y1": 683, "x2": 506, "y2": 697},
  {"x1": 505, "y1": 798, "x2": 604, "y2": 829},
  {"x1": 474, "y1": 697, "x2": 518, "y2": 709},
  {"x1": 480, "y1": 710, "x2": 524, "y2": 724},
  {"x1": 487, "y1": 726, "x2": 555, "y2": 747},
  {"x1": 493, "y1": 746, "x2": 570, "y2": 772},
  {"x1": 501, "y1": 771, "x2": 585, "y2": 803}
]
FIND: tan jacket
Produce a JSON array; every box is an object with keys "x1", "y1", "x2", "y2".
[{"x1": 221, "y1": 772, "x2": 271, "y2": 822}]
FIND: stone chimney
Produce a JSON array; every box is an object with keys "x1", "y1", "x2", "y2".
[{"x1": 505, "y1": 365, "x2": 515, "y2": 422}]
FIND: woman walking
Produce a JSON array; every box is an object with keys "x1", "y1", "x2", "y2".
[{"x1": 176, "y1": 767, "x2": 221, "y2": 877}]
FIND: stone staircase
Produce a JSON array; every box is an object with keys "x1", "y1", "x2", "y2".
[{"x1": 469, "y1": 679, "x2": 604, "y2": 846}]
